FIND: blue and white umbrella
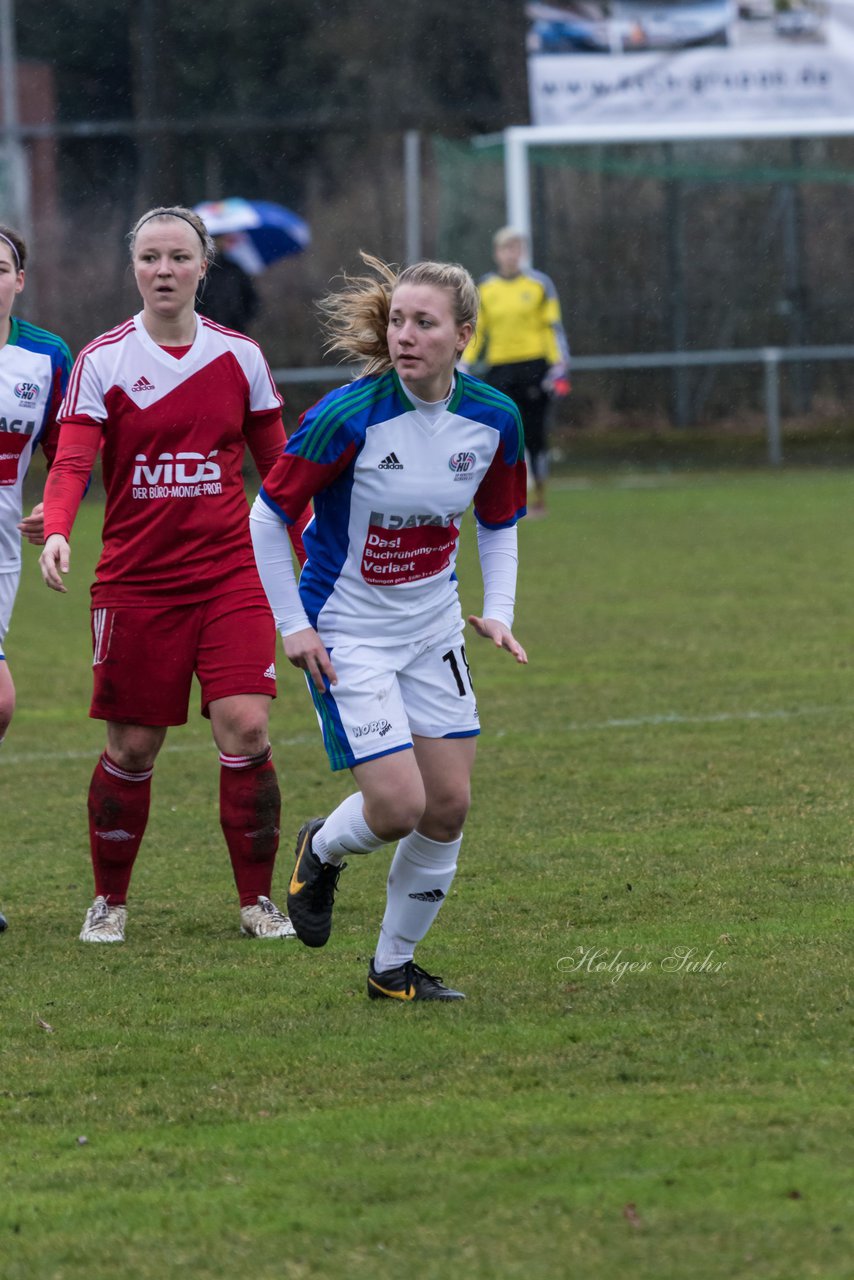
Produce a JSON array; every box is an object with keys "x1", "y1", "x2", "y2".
[{"x1": 194, "y1": 198, "x2": 311, "y2": 275}]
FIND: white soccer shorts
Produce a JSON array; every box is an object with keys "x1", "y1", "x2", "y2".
[{"x1": 307, "y1": 623, "x2": 480, "y2": 771}]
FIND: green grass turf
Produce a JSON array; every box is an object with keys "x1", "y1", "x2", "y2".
[{"x1": 1, "y1": 470, "x2": 851, "y2": 1279}]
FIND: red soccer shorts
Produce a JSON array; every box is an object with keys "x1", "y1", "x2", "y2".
[{"x1": 89, "y1": 584, "x2": 277, "y2": 726}]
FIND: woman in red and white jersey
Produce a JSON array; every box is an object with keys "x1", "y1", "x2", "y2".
[{"x1": 40, "y1": 205, "x2": 307, "y2": 944}]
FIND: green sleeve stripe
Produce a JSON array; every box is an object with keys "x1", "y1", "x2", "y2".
[
  {"x1": 299, "y1": 377, "x2": 389, "y2": 461},
  {"x1": 13, "y1": 319, "x2": 73, "y2": 366},
  {"x1": 463, "y1": 382, "x2": 525, "y2": 462}
]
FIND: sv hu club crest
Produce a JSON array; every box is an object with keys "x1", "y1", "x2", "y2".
[{"x1": 448, "y1": 450, "x2": 476, "y2": 474}]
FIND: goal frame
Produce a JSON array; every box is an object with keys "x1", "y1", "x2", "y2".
[{"x1": 501, "y1": 117, "x2": 854, "y2": 255}]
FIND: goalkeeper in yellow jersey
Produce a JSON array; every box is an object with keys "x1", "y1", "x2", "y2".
[{"x1": 461, "y1": 227, "x2": 569, "y2": 517}]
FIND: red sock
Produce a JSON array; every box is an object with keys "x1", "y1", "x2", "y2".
[
  {"x1": 87, "y1": 752, "x2": 152, "y2": 905},
  {"x1": 219, "y1": 746, "x2": 281, "y2": 907}
]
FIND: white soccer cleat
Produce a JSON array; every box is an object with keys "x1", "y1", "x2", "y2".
[
  {"x1": 79, "y1": 895, "x2": 127, "y2": 943},
  {"x1": 240, "y1": 895, "x2": 297, "y2": 938}
]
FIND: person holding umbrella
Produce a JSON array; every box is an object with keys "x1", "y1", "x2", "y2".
[
  {"x1": 196, "y1": 235, "x2": 260, "y2": 335},
  {"x1": 193, "y1": 199, "x2": 310, "y2": 274},
  {"x1": 194, "y1": 200, "x2": 310, "y2": 334},
  {"x1": 38, "y1": 205, "x2": 307, "y2": 943}
]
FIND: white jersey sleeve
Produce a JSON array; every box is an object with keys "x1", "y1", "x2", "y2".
[
  {"x1": 476, "y1": 522, "x2": 517, "y2": 629},
  {"x1": 250, "y1": 495, "x2": 310, "y2": 635},
  {"x1": 244, "y1": 343, "x2": 283, "y2": 414},
  {"x1": 61, "y1": 346, "x2": 109, "y2": 422}
]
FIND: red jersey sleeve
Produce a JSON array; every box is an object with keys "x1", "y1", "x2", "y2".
[
  {"x1": 244, "y1": 407, "x2": 286, "y2": 479},
  {"x1": 43, "y1": 418, "x2": 102, "y2": 539},
  {"x1": 473, "y1": 438, "x2": 527, "y2": 529},
  {"x1": 259, "y1": 445, "x2": 357, "y2": 525},
  {"x1": 244, "y1": 407, "x2": 310, "y2": 567}
]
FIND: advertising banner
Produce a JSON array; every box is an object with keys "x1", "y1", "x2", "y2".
[{"x1": 527, "y1": 1, "x2": 854, "y2": 123}]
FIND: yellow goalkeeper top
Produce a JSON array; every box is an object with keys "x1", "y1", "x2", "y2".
[{"x1": 463, "y1": 268, "x2": 570, "y2": 370}]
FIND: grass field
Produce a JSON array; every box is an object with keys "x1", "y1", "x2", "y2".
[{"x1": 1, "y1": 469, "x2": 852, "y2": 1279}]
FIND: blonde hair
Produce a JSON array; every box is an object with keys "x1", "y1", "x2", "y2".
[
  {"x1": 128, "y1": 205, "x2": 215, "y2": 265},
  {"x1": 492, "y1": 225, "x2": 527, "y2": 250},
  {"x1": 318, "y1": 251, "x2": 479, "y2": 375}
]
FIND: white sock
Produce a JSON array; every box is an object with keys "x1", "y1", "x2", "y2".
[
  {"x1": 373, "y1": 829, "x2": 461, "y2": 972},
  {"x1": 313, "y1": 791, "x2": 385, "y2": 866}
]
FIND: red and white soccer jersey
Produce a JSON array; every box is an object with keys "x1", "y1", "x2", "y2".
[
  {"x1": 0, "y1": 317, "x2": 72, "y2": 576},
  {"x1": 258, "y1": 369, "x2": 526, "y2": 646},
  {"x1": 47, "y1": 313, "x2": 286, "y2": 605}
]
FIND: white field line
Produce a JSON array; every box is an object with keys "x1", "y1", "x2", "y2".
[
  {"x1": 495, "y1": 704, "x2": 852, "y2": 735},
  {"x1": 1, "y1": 732, "x2": 319, "y2": 766},
  {"x1": 2, "y1": 704, "x2": 848, "y2": 766}
]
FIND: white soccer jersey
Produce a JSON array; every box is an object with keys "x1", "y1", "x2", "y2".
[
  {"x1": 0, "y1": 318, "x2": 72, "y2": 573},
  {"x1": 53, "y1": 312, "x2": 283, "y2": 604},
  {"x1": 258, "y1": 369, "x2": 526, "y2": 645}
]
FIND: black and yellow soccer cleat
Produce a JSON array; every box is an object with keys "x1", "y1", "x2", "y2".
[
  {"x1": 367, "y1": 958, "x2": 466, "y2": 1002},
  {"x1": 287, "y1": 817, "x2": 343, "y2": 948}
]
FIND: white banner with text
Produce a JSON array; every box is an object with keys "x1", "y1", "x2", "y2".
[{"x1": 527, "y1": 2, "x2": 854, "y2": 124}]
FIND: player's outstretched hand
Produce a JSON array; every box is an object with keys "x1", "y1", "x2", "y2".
[
  {"x1": 18, "y1": 501, "x2": 46, "y2": 545},
  {"x1": 39, "y1": 533, "x2": 71, "y2": 593},
  {"x1": 467, "y1": 615, "x2": 528, "y2": 664},
  {"x1": 283, "y1": 626, "x2": 338, "y2": 692}
]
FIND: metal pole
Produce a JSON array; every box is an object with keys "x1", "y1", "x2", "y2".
[
  {"x1": 763, "y1": 348, "x2": 783, "y2": 465},
  {"x1": 504, "y1": 127, "x2": 532, "y2": 250},
  {"x1": 0, "y1": 0, "x2": 15, "y2": 152},
  {"x1": 781, "y1": 139, "x2": 810, "y2": 413},
  {"x1": 404, "y1": 129, "x2": 421, "y2": 264},
  {"x1": 665, "y1": 143, "x2": 689, "y2": 428},
  {"x1": 135, "y1": 0, "x2": 158, "y2": 211},
  {"x1": 0, "y1": 0, "x2": 29, "y2": 232}
]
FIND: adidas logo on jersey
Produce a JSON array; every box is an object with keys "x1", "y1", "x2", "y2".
[
  {"x1": 378, "y1": 452, "x2": 403, "y2": 470},
  {"x1": 131, "y1": 375, "x2": 155, "y2": 393},
  {"x1": 263, "y1": 663, "x2": 276, "y2": 680}
]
